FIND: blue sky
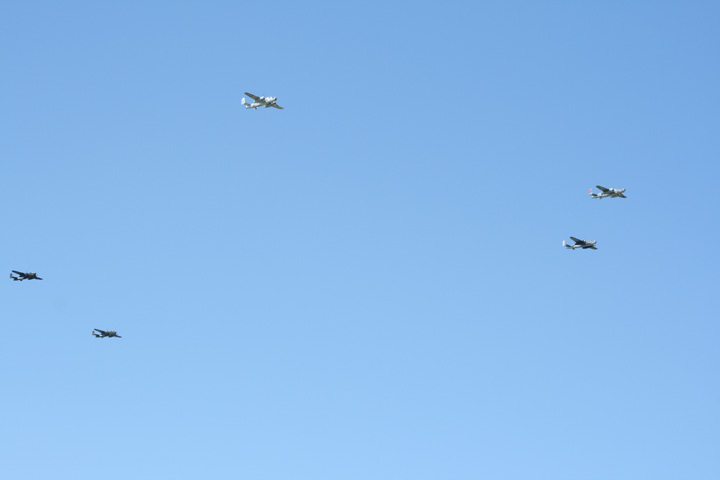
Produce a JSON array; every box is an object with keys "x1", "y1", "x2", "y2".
[{"x1": 2, "y1": 1, "x2": 719, "y2": 479}]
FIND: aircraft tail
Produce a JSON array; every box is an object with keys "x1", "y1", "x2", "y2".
[
  {"x1": 589, "y1": 188, "x2": 602, "y2": 199},
  {"x1": 563, "y1": 240, "x2": 573, "y2": 249},
  {"x1": 241, "y1": 98, "x2": 257, "y2": 109},
  {"x1": 241, "y1": 97, "x2": 255, "y2": 109}
]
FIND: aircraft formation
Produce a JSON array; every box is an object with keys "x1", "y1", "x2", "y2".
[
  {"x1": 565, "y1": 185, "x2": 627, "y2": 251},
  {"x1": 10, "y1": 270, "x2": 122, "y2": 338},
  {"x1": 9, "y1": 91, "x2": 625, "y2": 339},
  {"x1": 10, "y1": 270, "x2": 121, "y2": 337},
  {"x1": 6, "y1": 91, "x2": 285, "y2": 340}
]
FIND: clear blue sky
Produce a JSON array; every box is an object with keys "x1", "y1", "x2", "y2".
[{"x1": 2, "y1": 1, "x2": 719, "y2": 479}]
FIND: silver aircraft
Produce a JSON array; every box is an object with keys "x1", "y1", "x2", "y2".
[
  {"x1": 241, "y1": 92, "x2": 284, "y2": 110},
  {"x1": 10, "y1": 271, "x2": 42, "y2": 281},
  {"x1": 589, "y1": 185, "x2": 626, "y2": 199},
  {"x1": 93, "y1": 329, "x2": 121, "y2": 338},
  {"x1": 563, "y1": 237, "x2": 598, "y2": 250}
]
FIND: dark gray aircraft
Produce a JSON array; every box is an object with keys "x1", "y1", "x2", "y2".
[
  {"x1": 92, "y1": 329, "x2": 121, "y2": 338},
  {"x1": 10, "y1": 271, "x2": 43, "y2": 281},
  {"x1": 563, "y1": 237, "x2": 598, "y2": 250},
  {"x1": 589, "y1": 185, "x2": 627, "y2": 199}
]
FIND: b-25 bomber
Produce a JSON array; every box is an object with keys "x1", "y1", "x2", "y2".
[
  {"x1": 10, "y1": 271, "x2": 42, "y2": 281},
  {"x1": 241, "y1": 92, "x2": 284, "y2": 110},
  {"x1": 92, "y1": 329, "x2": 121, "y2": 338},
  {"x1": 589, "y1": 186, "x2": 626, "y2": 199},
  {"x1": 563, "y1": 237, "x2": 598, "y2": 250}
]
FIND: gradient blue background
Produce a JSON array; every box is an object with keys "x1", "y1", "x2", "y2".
[{"x1": 2, "y1": 1, "x2": 719, "y2": 479}]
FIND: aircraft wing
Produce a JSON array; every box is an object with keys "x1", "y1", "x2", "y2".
[
  {"x1": 269, "y1": 103, "x2": 284, "y2": 109},
  {"x1": 618, "y1": 193, "x2": 627, "y2": 198},
  {"x1": 589, "y1": 245, "x2": 598, "y2": 250},
  {"x1": 244, "y1": 92, "x2": 261, "y2": 102},
  {"x1": 595, "y1": 185, "x2": 609, "y2": 192},
  {"x1": 569, "y1": 237, "x2": 584, "y2": 244},
  {"x1": 94, "y1": 329, "x2": 107, "y2": 334},
  {"x1": 12, "y1": 270, "x2": 25, "y2": 275}
]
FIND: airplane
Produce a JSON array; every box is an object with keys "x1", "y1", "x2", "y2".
[
  {"x1": 10, "y1": 271, "x2": 43, "y2": 281},
  {"x1": 563, "y1": 237, "x2": 598, "y2": 250},
  {"x1": 92, "y1": 329, "x2": 121, "y2": 338},
  {"x1": 241, "y1": 92, "x2": 284, "y2": 110},
  {"x1": 589, "y1": 185, "x2": 627, "y2": 199}
]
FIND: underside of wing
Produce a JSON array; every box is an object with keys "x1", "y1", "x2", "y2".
[
  {"x1": 244, "y1": 92, "x2": 261, "y2": 101},
  {"x1": 94, "y1": 329, "x2": 107, "y2": 334},
  {"x1": 12, "y1": 270, "x2": 25, "y2": 275},
  {"x1": 589, "y1": 245, "x2": 598, "y2": 250},
  {"x1": 270, "y1": 104, "x2": 283, "y2": 109},
  {"x1": 619, "y1": 193, "x2": 627, "y2": 198},
  {"x1": 596, "y1": 185, "x2": 609, "y2": 192},
  {"x1": 569, "y1": 236, "x2": 583, "y2": 244}
]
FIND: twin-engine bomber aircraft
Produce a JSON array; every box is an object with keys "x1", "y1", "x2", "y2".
[
  {"x1": 10, "y1": 271, "x2": 42, "y2": 281},
  {"x1": 563, "y1": 237, "x2": 598, "y2": 250},
  {"x1": 589, "y1": 186, "x2": 626, "y2": 199},
  {"x1": 241, "y1": 92, "x2": 283, "y2": 110},
  {"x1": 93, "y1": 329, "x2": 121, "y2": 338}
]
